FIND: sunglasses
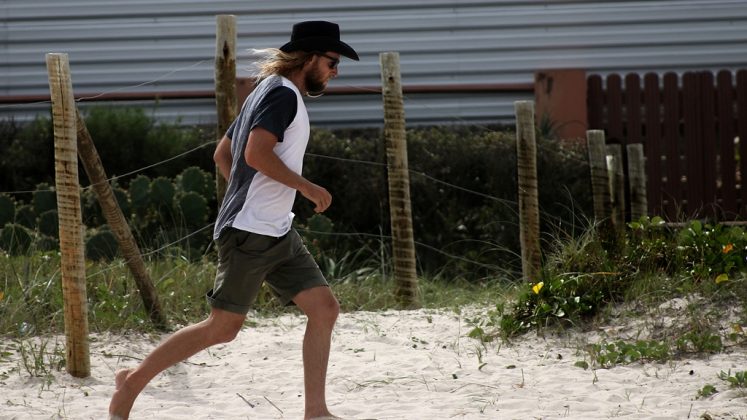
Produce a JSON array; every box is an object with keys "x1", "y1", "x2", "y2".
[{"x1": 315, "y1": 52, "x2": 340, "y2": 69}]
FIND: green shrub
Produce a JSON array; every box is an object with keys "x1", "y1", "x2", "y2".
[
  {"x1": 302, "y1": 126, "x2": 593, "y2": 278},
  {"x1": 497, "y1": 272, "x2": 620, "y2": 335},
  {"x1": 626, "y1": 216, "x2": 679, "y2": 273},
  {"x1": 0, "y1": 116, "x2": 55, "y2": 193},
  {"x1": 82, "y1": 107, "x2": 152, "y2": 179},
  {"x1": 676, "y1": 221, "x2": 747, "y2": 281}
]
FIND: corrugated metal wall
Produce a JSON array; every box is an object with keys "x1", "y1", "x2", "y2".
[{"x1": 2, "y1": 0, "x2": 747, "y2": 127}]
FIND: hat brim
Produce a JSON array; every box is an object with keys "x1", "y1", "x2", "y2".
[{"x1": 280, "y1": 36, "x2": 359, "y2": 61}]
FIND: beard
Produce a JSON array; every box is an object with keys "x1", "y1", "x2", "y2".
[{"x1": 304, "y1": 66, "x2": 328, "y2": 96}]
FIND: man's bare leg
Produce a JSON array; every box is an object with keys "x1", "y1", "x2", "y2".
[
  {"x1": 292, "y1": 286, "x2": 340, "y2": 420},
  {"x1": 108, "y1": 308, "x2": 245, "y2": 420}
]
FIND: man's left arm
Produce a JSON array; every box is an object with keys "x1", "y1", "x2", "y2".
[{"x1": 213, "y1": 135, "x2": 232, "y2": 180}]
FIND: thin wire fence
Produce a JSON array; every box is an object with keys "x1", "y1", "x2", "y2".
[{"x1": 1, "y1": 60, "x2": 593, "y2": 277}]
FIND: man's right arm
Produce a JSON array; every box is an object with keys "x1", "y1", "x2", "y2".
[{"x1": 245, "y1": 127, "x2": 332, "y2": 213}]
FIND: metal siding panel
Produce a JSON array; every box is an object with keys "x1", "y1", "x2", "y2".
[{"x1": 2, "y1": 0, "x2": 747, "y2": 126}]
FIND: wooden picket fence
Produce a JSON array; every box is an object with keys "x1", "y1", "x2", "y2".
[{"x1": 587, "y1": 70, "x2": 747, "y2": 221}]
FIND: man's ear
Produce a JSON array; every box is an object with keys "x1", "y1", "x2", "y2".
[{"x1": 304, "y1": 54, "x2": 317, "y2": 68}]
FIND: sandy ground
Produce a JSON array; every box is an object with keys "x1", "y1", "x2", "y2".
[{"x1": 1, "y1": 305, "x2": 746, "y2": 419}]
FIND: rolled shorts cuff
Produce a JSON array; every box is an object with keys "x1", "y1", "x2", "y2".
[
  {"x1": 206, "y1": 289, "x2": 252, "y2": 315},
  {"x1": 278, "y1": 283, "x2": 330, "y2": 307}
]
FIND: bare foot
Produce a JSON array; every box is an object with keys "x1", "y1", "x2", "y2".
[{"x1": 109, "y1": 369, "x2": 135, "y2": 420}]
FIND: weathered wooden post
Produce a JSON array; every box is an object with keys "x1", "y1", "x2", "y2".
[
  {"x1": 606, "y1": 144, "x2": 626, "y2": 229},
  {"x1": 586, "y1": 130, "x2": 612, "y2": 222},
  {"x1": 46, "y1": 53, "x2": 90, "y2": 378},
  {"x1": 214, "y1": 14, "x2": 237, "y2": 204},
  {"x1": 626, "y1": 143, "x2": 648, "y2": 220},
  {"x1": 586, "y1": 130, "x2": 622, "y2": 251},
  {"x1": 514, "y1": 101, "x2": 541, "y2": 282},
  {"x1": 75, "y1": 109, "x2": 167, "y2": 329},
  {"x1": 379, "y1": 52, "x2": 419, "y2": 308}
]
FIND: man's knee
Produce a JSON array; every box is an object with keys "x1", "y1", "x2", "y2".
[
  {"x1": 206, "y1": 309, "x2": 245, "y2": 344},
  {"x1": 294, "y1": 286, "x2": 340, "y2": 326},
  {"x1": 310, "y1": 295, "x2": 340, "y2": 326}
]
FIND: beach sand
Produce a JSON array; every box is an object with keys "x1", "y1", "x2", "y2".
[{"x1": 1, "y1": 306, "x2": 745, "y2": 419}]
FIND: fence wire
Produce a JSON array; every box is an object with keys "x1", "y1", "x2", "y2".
[{"x1": 1, "y1": 60, "x2": 595, "y2": 278}]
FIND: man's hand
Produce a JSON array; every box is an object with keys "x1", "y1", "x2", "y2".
[{"x1": 299, "y1": 182, "x2": 332, "y2": 213}]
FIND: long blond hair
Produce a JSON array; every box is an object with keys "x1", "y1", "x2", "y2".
[{"x1": 250, "y1": 48, "x2": 313, "y2": 81}]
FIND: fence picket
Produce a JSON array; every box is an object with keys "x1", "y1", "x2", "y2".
[
  {"x1": 606, "y1": 74, "x2": 624, "y2": 142},
  {"x1": 699, "y1": 72, "x2": 717, "y2": 217},
  {"x1": 643, "y1": 73, "x2": 662, "y2": 215},
  {"x1": 662, "y1": 72, "x2": 681, "y2": 219},
  {"x1": 717, "y1": 71, "x2": 737, "y2": 216},
  {"x1": 625, "y1": 73, "x2": 642, "y2": 144},
  {"x1": 738, "y1": 70, "x2": 747, "y2": 217},
  {"x1": 587, "y1": 75, "x2": 604, "y2": 129}
]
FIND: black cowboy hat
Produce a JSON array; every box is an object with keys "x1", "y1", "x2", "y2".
[{"x1": 279, "y1": 21, "x2": 359, "y2": 61}]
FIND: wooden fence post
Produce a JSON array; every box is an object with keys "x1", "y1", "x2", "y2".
[
  {"x1": 586, "y1": 130, "x2": 611, "y2": 222},
  {"x1": 626, "y1": 143, "x2": 648, "y2": 221},
  {"x1": 46, "y1": 53, "x2": 90, "y2": 378},
  {"x1": 214, "y1": 14, "x2": 237, "y2": 204},
  {"x1": 379, "y1": 52, "x2": 419, "y2": 308},
  {"x1": 514, "y1": 101, "x2": 541, "y2": 282},
  {"x1": 606, "y1": 144, "x2": 626, "y2": 229},
  {"x1": 75, "y1": 109, "x2": 168, "y2": 329}
]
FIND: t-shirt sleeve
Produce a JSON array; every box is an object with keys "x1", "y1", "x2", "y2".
[
  {"x1": 225, "y1": 119, "x2": 237, "y2": 140},
  {"x1": 250, "y1": 86, "x2": 297, "y2": 142}
]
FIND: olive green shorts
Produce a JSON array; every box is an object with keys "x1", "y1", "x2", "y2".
[{"x1": 207, "y1": 227, "x2": 328, "y2": 314}]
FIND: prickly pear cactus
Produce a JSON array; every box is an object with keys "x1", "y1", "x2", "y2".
[
  {"x1": 150, "y1": 177, "x2": 176, "y2": 210},
  {"x1": 0, "y1": 193, "x2": 15, "y2": 228},
  {"x1": 112, "y1": 186, "x2": 131, "y2": 219},
  {"x1": 38, "y1": 209, "x2": 59, "y2": 238},
  {"x1": 34, "y1": 234, "x2": 58, "y2": 252},
  {"x1": 32, "y1": 183, "x2": 56, "y2": 215},
  {"x1": 176, "y1": 191, "x2": 208, "y2": 228},
  {"x1": 85, "y1": 227, "x2": 119, "y2": 261},
  {"x1": 129, "y1": 175, "x2": 151, "y2": 216},
  {"x1": 176, "y1": 167, "x2": 211, "y2": 197},
  {"x1": 14, "y1": 204, "x2": 36, "y2": 229},
  {"x1": 81, "y1": 188, "x2": 104, "y2": 227},
  {"x1": 0, "y1": 223, "x2": 33, "y2": 255}
]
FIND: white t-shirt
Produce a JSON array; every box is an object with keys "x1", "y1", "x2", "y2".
[{"x1": 213, "y1": 75, "x2": 310, "y2": 239}]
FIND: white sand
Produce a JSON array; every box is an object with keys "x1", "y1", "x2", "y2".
[{"x1": 1, "y1": 307, "x2": 745, "y2": 419}]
